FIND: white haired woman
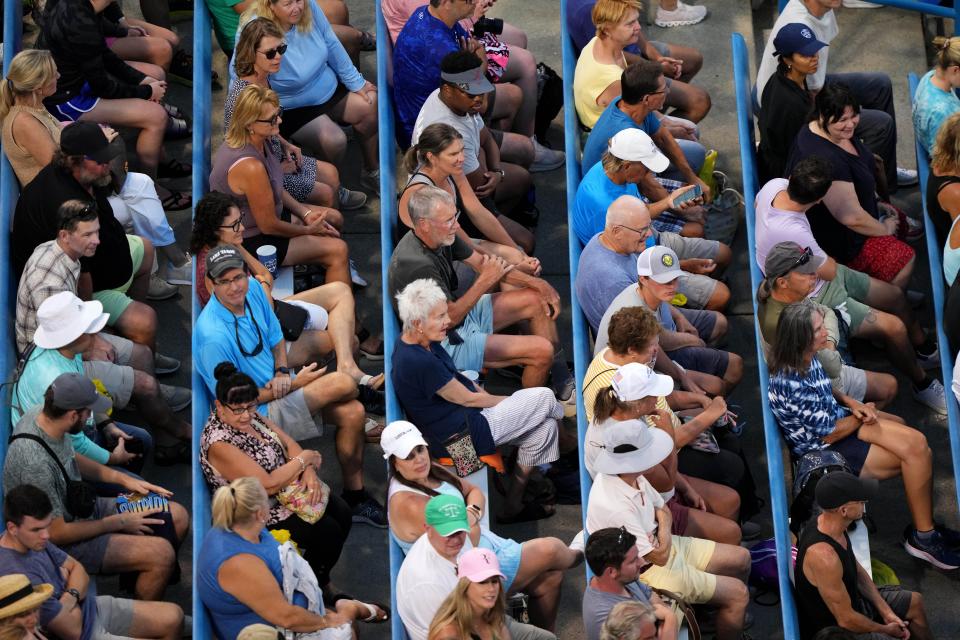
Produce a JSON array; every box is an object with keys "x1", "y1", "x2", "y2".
[{"x1": 392, "y1": 278, "x2": 563, "y2": 524}]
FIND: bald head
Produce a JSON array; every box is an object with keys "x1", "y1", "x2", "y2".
[{"x1": 605, "y1": 195, "x2": 651, "y2": 231}]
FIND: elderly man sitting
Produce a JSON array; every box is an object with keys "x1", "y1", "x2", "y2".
[
  {"x1": 576, "y1": 195, "x2": 730, "y2": 328},
  {"x1": 388, "y1": 185, "x2": 573, "y2": 398}
]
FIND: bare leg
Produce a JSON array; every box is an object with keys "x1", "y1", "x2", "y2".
[
  {"x1": 289, "y1": 115, "x2": 348, "y2": 165},
  {"x1": 490, "y1": 83, "x2": 521, "y2": 134},
  {"x1": 853, "y1": 309, "x2": 925, "y2": 385},
  {"x1": 287, "y1": 282, "x2": 371, "y2": 382},
  {"x1": 498, "y1": 131, "x2": 535, "y2": 168},
  {"x1": 683, "y1": 509, "x2": 742, "y2": 545},
  {"x1": 889, "y1": 254, "x2": 916, "y2": 291},
  {"x1": 859, "y1": 419, "x2": 934, "y2": 531},
  {"x1": 80, "y1": 99, "x2": 167, "y2": 177},
  {"x1": 283, "y1": 235, "x2": 351, "y2": 285},
  {"x1": 520, "y1": 569, "x2": 562, "y2": 632},
  {"x1": 110, "y1": 37, "x2": 173, "y2": 71},
  {"x1": 863, "y1": 370, "x2": 898, "y2": 408},
  {"x1": 904, "y1": 592, "x2": 932, "y2": 640},
  {"x1": 686, "y1": 475, "x2": 740, "y2": 520},
  {"x1": 327, "y1": 91, "x2": 379, "y2": 171},
  {"x1": 114, "y1": 303, "x2": 158, "y2": 351},
  {"x1": 703, "y1": 544, "x2": 751, "y2": 640},
  {"x1": 497, "y1": 46, "x2": 537, "y2": 137},
  {"x1": 101, "y1": 535, "x2": 175, "y2": 599},
  {"x1": 663, "y1": 77, "x2": 711, "y2": 124},
  {"x1": 510, "y1": 538, "x2": 582, "y2": 595},
  {"x1": 126, "y1": 601, "x2": 184, "y2": 640},
  {"x1": 131, "y1": 370, "x2": 191, "y2": 442},
  {"x1": 302, "y1": 374, "x2": 364, "y2": 491}
]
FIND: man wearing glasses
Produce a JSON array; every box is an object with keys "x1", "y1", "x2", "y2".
[
  {"x1": 576, "y1": 195, "x2": 730, "y2": 329},
  {"x1": 195, "y1": 245, "x2": 387, "y2": 526}
]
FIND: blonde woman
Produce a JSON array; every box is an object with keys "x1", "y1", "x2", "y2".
[
  {"x1": 0, "y1": 575, "x2": 53, "y2": 640},
  {"x1": 197, "y1": 477, "x2": 386, "y2": 640},
  {"x1": 913, "y1": 35, "x2": 960, "y2": 156},
  {"x1": 926, "y1": 112, "x2": 960, "y2": 251},
  {"x1": 573, "y1": 0, "x2": 644, "y2": 128},
  {"x1": 236, "y1": 0, "x2": 379, "y2": 189},
  {"x1": 229, "y1": 17, "x2": 366, "y2": 212},
  {"x1": 208, "y1": 84, "x2": 351, "y2": 284},
  {"x1": 427, "y1": 549, "x2": 511, "y2": 640}
]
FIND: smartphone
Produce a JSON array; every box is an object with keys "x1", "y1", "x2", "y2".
[{"x1": 672, "y1": 183, "x2": 702, "y2": 206}]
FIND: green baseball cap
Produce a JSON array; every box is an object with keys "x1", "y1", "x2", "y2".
[{"x1": 424, "y1": 494, "x2": 470, "y2": 537}]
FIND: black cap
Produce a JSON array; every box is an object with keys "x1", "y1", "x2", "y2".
[
  {"x1": 205, "y1": 245, "x2": 245, "y2": 280},
  {"x1": 60, "y1": 122, "x2": 119, "y2": 164},
  {"x1": 815, "y1": 471, "x2": 878, "y2": 510}
]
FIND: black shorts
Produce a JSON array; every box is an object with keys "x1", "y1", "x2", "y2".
[
  {"x1": 828, "y1": 433, "x2": 871, "y2": 476},
  {"x1": 242, "y1": 210, "x2": 292, "y2": 265},
  {"x1": 278, "y1": 82, "x2": 350, "y2": 139}
]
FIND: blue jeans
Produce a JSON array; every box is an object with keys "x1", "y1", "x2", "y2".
[{"x1": 92, "y1": 422, "x2": 154, "y2": 496}]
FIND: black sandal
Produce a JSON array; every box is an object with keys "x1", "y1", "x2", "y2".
[
  {"x1": 154, "y1": 440, "x2": 191, "y2": 466},
  {"x1": 158, "y1": 157, "x2": 192, "y2": 179},
  {"x1": 165, "y1": 116, "x2": 192, "y2": 140},
  {"x1": 159, "y1": 188, "x2": 192, "y2": 211}
]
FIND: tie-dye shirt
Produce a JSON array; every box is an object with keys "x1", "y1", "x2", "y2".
[
  {"x1": 913, "y1": 69, "x2": 960, "y2": 157},
  {"x1": 768, "y1": 358, "x2": 850, "y2": 458}
]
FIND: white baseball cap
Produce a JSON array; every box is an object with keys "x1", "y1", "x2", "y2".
[
  {"x1": 608, "y1": 129, "x2": 670, "y2": 174},
  {"x1": 380, "y1": 420, "x2": 429, "y2": 459},
  {"x1": 34, "y1": 292, "x2": 109, "y2": 350},
  {"x1": 611, "y1": 362, "x2": 674, "y2": 401},
  {"x1": 636, "y1": 245, "x2": 682, "y2": 284}
]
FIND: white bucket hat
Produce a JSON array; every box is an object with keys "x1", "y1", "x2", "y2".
[
  {"x1": 381, "y1": 420, "x2": 429, "y2": 459},
  {"x1": 34, "y1": 291, "x2": 109, "y2": 350},
  {"x1": 593, "y1": 419, "x2": 674, "y2": 476}
]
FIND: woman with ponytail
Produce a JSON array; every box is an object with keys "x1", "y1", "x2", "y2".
[
  {"x1": 199, "y1": 362, "x2": 353, "y2": 594},
  {"x1": 912, "y1": 35, "x2": 960, "y2": 157},
  {"x1": 198, "y1": 477, "x2": 386, "y2": 640},
  {"x1": 584, "y1": 362, "x2": 745, "y2": 545},
  {"x1": 398, "y1": 122, "x2": 539, "y2": 262}
]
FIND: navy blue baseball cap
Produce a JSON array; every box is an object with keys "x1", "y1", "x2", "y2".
[{"x1": 773, "y1": 23, "x2": 828, "y2": 58}]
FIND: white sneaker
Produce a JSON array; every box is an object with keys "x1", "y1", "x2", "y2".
[
  {"x1": 655, "y1": 1, "x2": 708, "y2": 27},
  {"x1": 147, "y1": 274, "x2": 178, "y2": 300},
  {"x1": 842, "y1": 0, "x2": 881, "y2": 7},
  {"x1": 570, "y1": 529, "x2": 586, "y2": 553},
  {"x1": 160, "y1": 257, "x2": 193, "y2": 286},
  {"x1": 529, "y1": 137, "x2": 565, "y2": 173},
  {"x1": 897, "y1": 167, "x2": 919, "y2": 187},
  {"x1": 914, "y1": 378, "x2": 947, "y2": 415}
]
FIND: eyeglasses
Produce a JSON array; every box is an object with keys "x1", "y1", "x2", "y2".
[
  {"x1": 255, "y1": 106, "x2": 283, "y2": 125},
  {"x1": 617, "y1": 223, "x2": 652, "y2": 237},
  {"x1": 234, "y1": 300, "x2": 264, "y2": 357},
  {"x1": 430, "y1": 211, "x2": 461, "y2": 229},
  {"x1": 219, "y1": 218, "x2": 242, "y2": 233},
  {"x1": 774, "y1": 246, "x2": 813, "y2": 280},
  {"x1": 224, "y1": 402, "x2": 258, "y2": 416},
  {"x1": 258, "y1": 42, "x2": 288, "y2": 60},
  {"x1": 214, "y1": 272, "x2": 248, "y2": 288}
]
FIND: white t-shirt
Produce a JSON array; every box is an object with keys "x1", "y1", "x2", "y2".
[
  {"x1": 396, "y1": 534, "x2": 472, "y2": 640},
  {"x1": 754, "y1": 178, "x2": 828, "y2": 296},
  {"x1": 586, "y1": 472, "x2": 665, "y2": 562},
  {"x1": 412, "y1": 89, "x2": 486, "y2": 175},
  {"x1": 756, "y1": 0, "x2": 839, "y2": 97}
]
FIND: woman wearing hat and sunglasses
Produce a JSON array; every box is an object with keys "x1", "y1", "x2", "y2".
[
  {"x1": 0, "y1": 575, "x2": 53, "y2": 640},
  {"x1": 382, "y1": 420, "x2": 582, "y2": 631},
  {"x1": 426, "y1": 548, "x2": 510, "y2": 640},
  {"x1": 585, "y1": 362, "x2": 744, "y2": 546}
]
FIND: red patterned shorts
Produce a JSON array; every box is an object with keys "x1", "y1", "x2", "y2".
[{"x1": 847, "y1": 235, "x2": 915, "y2": 283}]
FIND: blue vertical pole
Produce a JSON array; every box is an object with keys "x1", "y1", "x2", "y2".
[{"x1": 0, "y1": 0, "x2": 24, "y2": 497}]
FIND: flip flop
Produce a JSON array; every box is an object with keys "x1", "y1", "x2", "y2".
[
  {"x1": 496, "y1": 501, "x2": 555, "y2": 525},
  {"x1": 356, "y1": 600, "x2": 390, "y2": 623}
]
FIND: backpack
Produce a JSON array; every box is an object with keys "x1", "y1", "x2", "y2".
[
  {"x1": 789, "y1": 450, "x2": 852, "y2": 538},
  {"x1": 534, "y1": 62, "x2": 563, "y2": 142},
  {"x1": 749, "y1": 537, "x2": 797, "y2": 594}
]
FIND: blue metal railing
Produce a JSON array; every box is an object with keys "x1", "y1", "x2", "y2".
[
  {"x1": 731, "y1": 32, "x2": 800, "y2": 640},
  {"x1": 908, "y1": 73, "x2": 960, "y2": 511},
  {"x1": 559, "y1": 0, "x2": 596, "y2": 535},
  {"x1": 192, "y1": 2, "x2": 214, "y2": 638},
  {"x1": 777, "y1": 0, "x2": 960, "y2": 30},
  {"x1": 0, "y1": 0, "x2": 24, "y2": 497},
  {"x1": 375, "y1": 1, "x2": 408, "y2": 637}
]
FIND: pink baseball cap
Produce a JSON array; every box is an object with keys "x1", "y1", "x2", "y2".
[{"x1": 457, "y1": 548, "x2": 506, "y2": 583}]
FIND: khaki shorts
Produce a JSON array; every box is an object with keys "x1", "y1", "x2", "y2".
[
  {"x1": 639, "y1": 535, "x2": 718, "y2": 603},
  {"x1": 267, "y1": 388, "x2": 319, "y2": 441},
  {"x1": 814, "y1": 264, "x2": 873, "y2": 333},
  {"x1": 93, "y1": 235, "x2": 145, "y2": 325},
  {"x1": 94, "y1": 595, "x2": 135, "y2": 639}
]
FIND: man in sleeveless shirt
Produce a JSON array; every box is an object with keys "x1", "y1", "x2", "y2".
[{"x1": 796, "y1": 472, "x2": 931, "y2": 640}]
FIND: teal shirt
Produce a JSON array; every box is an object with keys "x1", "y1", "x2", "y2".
[
  {"x1": 913, "y1": 69, "x2": 960, "y2": 156},
  {"x1": 12, "y1": 348, "x2": 110, "y2": 465},
  {"x1": 205, "y1": 0, "x2": 245, "y2": 54}
]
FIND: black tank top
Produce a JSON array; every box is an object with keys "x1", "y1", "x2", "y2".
[
  {"x1": 925, "y1": 172, "x2": 960, "y2": 249},
  {"x1": 395, "y1": 170, "x2": 473, "y2": 245},
  {"x1": 795, "y1": 525, "x2": 863, "y2": 640}
]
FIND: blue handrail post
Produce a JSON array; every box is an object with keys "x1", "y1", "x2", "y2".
[
  {"x1": 192, "y1": 3, "x2": 214, "y2": 639},
  {"x1": 0, "y1": 0, "x2": 24, "y2": 496},
  {"x1": 731, "y1": 32, "x2": 800, "y2": 640},
  {"x1": 776, "y1": 0, "x2": 953, "y2": 22}
]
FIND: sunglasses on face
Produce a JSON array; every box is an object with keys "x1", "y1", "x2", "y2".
[
  {"x1": 255, "y1": 106, "x2": 283, "y2": 125},
  {"x1": 258, "y1": 42, "x2": 288, "y2": 60}
]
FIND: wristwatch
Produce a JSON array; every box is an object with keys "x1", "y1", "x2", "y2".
[
  {"x1": 491, "y1": 167, "x2": 505, "y2": 178},
  {"x1": 274, "y1": 366, "x2": 290, "y2": 375},
  {"x1": 67, "y1": 588, "x2": 81, "y2": 603}
]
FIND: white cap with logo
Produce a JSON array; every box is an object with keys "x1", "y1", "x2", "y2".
[{"x1": 636, "y1": 245, "x2": 682, "y2": 284}]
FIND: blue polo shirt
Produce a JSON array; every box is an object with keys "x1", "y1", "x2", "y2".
[
  {"x1": 195, "y1": 278, "x2": 283, "y2": 412},
  {"x1": 581, "y1": 98, "x2": 661, "y2": 171},
  {"x1": 572, "y1": 161, "x2": 643, "y2": 246},
  {"x1": 392, "y1": 5, "x2": 469, "y2": 148}
]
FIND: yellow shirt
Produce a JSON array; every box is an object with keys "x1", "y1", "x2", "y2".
[
  {"x1": 573, "y1": 37, "x2": 627, "y2": 129},
  {"x1": 582, "y1": 349, "x2": 680, "y2": 428}
]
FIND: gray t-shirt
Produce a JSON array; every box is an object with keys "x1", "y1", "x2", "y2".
[
  {"x1": 388, "y1": 231, "x2": 473, "y2": 314},
  {"x1": 594, "y1": 283, "x2": 674, "y2": 355},
  {"x1": 3, "y1": 405, "x2": 84, "y2": 521},
  {"x1": 575, "y1": 234, "x2": 643, "y2": 332},
  {"x1": 582, "y1": 582, "x2": 653, "y2": 640},
  {"x1": 412, "y1": 89, "x2": 485, "y2": 175}
]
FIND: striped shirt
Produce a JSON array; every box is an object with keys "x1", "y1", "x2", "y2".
[
  {"x1": 15, "y1": 241, "x2": 80, "y2": 354},
  {"x1": 767, "y1": 358, "x2": 850, "y2": 458}
]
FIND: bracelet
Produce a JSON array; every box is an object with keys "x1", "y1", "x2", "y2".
[{"x1": 294, "y1": 455, "x2": 306, "y2": 473}]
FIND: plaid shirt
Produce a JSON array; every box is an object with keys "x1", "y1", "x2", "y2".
[{"x1": 16, "y1": 241, "x2": 80, "y2": 354}]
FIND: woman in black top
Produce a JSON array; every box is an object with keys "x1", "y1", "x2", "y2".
[
  {"x1": 757, "y1": 23, "x2": 826, "y2": 184},
  {"x1": 926, "y1": 111, "x2": 960, "y2": 248}
]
